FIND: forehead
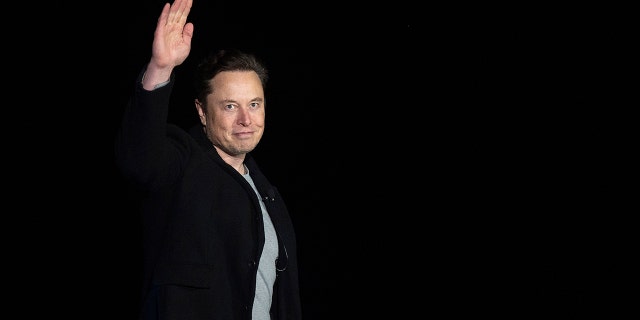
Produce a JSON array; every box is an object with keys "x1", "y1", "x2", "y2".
[{"x1": 210, "y1": 70, "x2": 263, "y2": 93}]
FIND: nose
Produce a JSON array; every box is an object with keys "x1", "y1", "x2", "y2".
[{"x1": 237, "y1": 106, "x2": 252, "y2": 126}]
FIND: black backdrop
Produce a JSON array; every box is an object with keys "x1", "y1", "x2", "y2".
[{"x1": 28, "y1": 0, "x2": 630, "y2": 318}]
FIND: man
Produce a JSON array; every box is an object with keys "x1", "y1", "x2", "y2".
[{"x1": 114, "y1": 0, "x2": 302, "y2": 319}]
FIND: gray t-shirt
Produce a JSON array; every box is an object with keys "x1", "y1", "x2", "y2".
[{"x1": 243, "y1": 170, "x2": 278, "y2": 320}]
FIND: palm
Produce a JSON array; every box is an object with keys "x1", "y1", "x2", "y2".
[{"x1": 151, "y1": 0, "x2": 194, "y2": 68}]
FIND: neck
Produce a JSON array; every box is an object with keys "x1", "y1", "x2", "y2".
[{"x1": 212, "y1": 145, "x2": 246, "y2": 174}]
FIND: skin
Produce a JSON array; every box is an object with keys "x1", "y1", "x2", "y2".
[
  {"x1": 142, "y1": 0, "x2": 193, "y2": 91},
  {"x1": 195, "y1": 71, "x2": 266, "y2": 173},
  {"x1": 141, "y1": 0, "x2": 262, "y2": 173}
]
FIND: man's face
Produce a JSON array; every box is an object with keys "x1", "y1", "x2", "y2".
[{"x1": 196, "y1": 70, "x2": 266, "y2": 158}]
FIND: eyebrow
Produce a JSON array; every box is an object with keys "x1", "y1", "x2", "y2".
[{"x1": 220, "y1": 97, "x2": 264, "y2": 104}]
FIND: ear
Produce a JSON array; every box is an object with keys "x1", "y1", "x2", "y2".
[{"x1": 195, "y1": 99, "x2": 206, "y2": 126}]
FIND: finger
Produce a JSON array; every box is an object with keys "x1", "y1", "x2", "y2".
[
  {"x1": 157, "y1": 2, "x2": 171, "y2": 27},
  {"x1": 168, "y1": 0, "x2": 192, "y2": 24}
]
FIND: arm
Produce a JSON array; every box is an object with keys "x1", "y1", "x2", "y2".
[
  {"x1": 142, "y1": 0, "x2": 194, "y2": 90},
  {"x1": 115, "y1": 0, "x2": 195, "y2": 188}
]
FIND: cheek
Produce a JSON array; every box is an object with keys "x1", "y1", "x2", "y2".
[{"x1": 255, "y1": 111, "x2": 266, "y2": 125}]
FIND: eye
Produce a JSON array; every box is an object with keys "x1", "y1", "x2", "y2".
[
  {"x1": 249, "y1": 102, "x2": 260, "y2": 109},
  {"x1": 224, "y1": 104, "x2": 236, "y2": 110}
]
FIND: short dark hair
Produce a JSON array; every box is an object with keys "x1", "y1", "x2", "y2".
[{"x1": 194, "y1": 48, "x2": 269, "y2": 105}]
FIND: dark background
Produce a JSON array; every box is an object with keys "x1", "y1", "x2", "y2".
[{"x1": 25, "y1": 0, "x2": 631, "y2": 318}]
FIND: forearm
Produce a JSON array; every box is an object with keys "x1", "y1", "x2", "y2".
[{"x1": 142, "y1": 60, "x2": 174, "y2": 90}]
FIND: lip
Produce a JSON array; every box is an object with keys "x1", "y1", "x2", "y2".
[{"x1": 235, "y1": 131, "x2": 254, "y2": 138}]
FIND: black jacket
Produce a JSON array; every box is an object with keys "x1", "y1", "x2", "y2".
[{"x1": 115, "y1": 69, "x2": 302, "y2": 320}]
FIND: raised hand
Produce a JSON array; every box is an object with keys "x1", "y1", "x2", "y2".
[{"x1": 143, "y1": 0, "x2": 194, "y2": 90}]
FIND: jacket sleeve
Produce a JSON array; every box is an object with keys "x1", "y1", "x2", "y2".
[{"x1": 114, "y1": 68, "x2": 191, "y2": 192}]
